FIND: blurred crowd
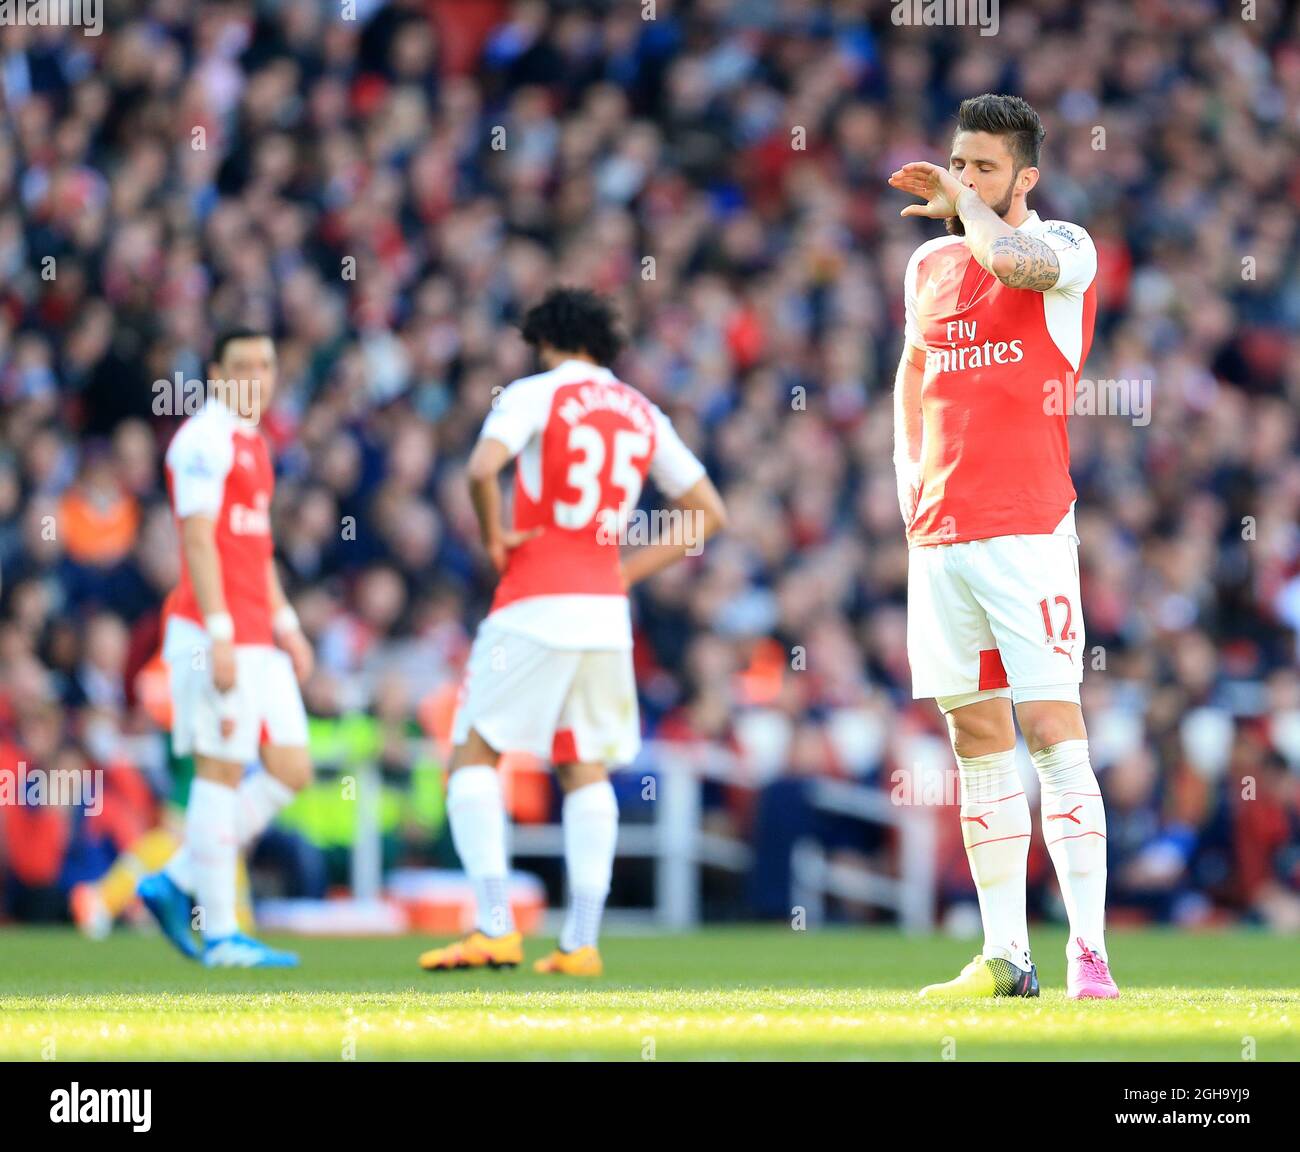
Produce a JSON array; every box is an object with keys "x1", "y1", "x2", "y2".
[{"x1": 1, "y1": 0, "x2": 1299, "y2": 930}]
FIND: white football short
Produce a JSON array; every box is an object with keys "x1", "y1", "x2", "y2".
[
  {"x1": 164, "y1": 618, "x2": 309, "y2": 762},
  {"x1": 452, "y1": 620, "x2": 641, "y2": 766},
  {"x1": 907, "y1": 534, "x2": 1085, "y2": 704}
]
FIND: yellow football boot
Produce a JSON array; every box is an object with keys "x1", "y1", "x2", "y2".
[
  {"x1": 919, "y1": 953, "x2": 1040, "y2": 999},
  {"x1": 532, "y1": 946, "x2": 603, "y2": 977},
  {"x1": 419, "y1": 930, "x2": 523, "y2": 971}
]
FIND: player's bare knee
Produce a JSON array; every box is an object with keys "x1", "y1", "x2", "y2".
[
  {"x1": 1020, "y1": 721, "x2": 1067, "y2": 755},
  {"x1": 449, "y1": 729, "x2": 501, "y2": 774},
  {"x1": 556, "y1": 761, "x2": 607, "y2": 793},
  {"x1": 951, "y1": 729, "x2": 1001, "y2": 759},
  {"x1": 263, "y1": 746, "x2": 313, "y2": 792},
  {"x1": 1016, "y1": 702, "x2": 1085, "y2": 755},
  {"x1": 945, "y1": 701, "x2": 1013, "y2": 759},
  {"x1": 280, "y1": 761, "x2": 312, "y2": 792}
]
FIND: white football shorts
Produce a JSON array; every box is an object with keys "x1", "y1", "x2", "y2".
[
  {"x1": 907, "y1": 533, "x2": 1085, "y2": 704},
  {"x1": 164, "y1": 617, "x2": 309, "y2": 762},
  {"x1": 452, "y1": 619, "x2": 641, "y2": 766}
]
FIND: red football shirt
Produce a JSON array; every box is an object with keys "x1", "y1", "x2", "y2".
[
  {"x1": 162, "y1": 399, "x2": 275, "y2": 645},
  {"x1": 903, "y1": 211, "x2": 1098, "y2": 547},
  {"x1": 478, "y1": 360, "x2": 705, "y2": 650}
]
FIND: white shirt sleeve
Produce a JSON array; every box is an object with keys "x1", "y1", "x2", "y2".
[
  {"x1": 649, "y1": 405, "x2": 707, "y2": 499},
  {"x1": 1038, "y1": 220, "x2": 1098, "y2": 298},
  {"x1": 903, "y1": 246, "x2": 927, "y2": 350},
  {"x1": 166, "y1": 420, "x2": 233, "y2": 519},
  {"x1": 479, "y1": 376, "x2": 551, "y2": 457}
]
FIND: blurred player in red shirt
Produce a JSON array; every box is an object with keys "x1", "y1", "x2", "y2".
[
  {"x1": 419, "y1": 289, "x2": 726, "y2": 976},
  {"x1": 890, "y1": 95, "x2": 1117, "y2": 1000},
  {"x1": 138, "y1": 330, "x2": 313, "y2": 968}
]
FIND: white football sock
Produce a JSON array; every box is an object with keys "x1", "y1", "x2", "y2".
[
  {"x1": 957, "y1": 748, "x2": 1033, "y2": 971},
  {"x1": 162, "y1": 772, "x2": 294, "y2": 897},
  {"x1": 1033, "y1": 739, "x2": 1108, "y2": 961},
  {"x1": 235, "y1": 771, "x2": 295, "y2": 846},
  {"x1": 447, "y1": 765, "x2": 515, "y2": 937},
  {"x1": 163, "y1": 844, "x2": 193, "y2": 894},
  {"x1": 186, "y1": 777, "x2": 239, "y2": 941},
  {"x1": 559, "y1": 780, "x2": 618, "y2": 952}
]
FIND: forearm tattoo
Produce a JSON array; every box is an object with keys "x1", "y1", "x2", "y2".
[{"x1": 989, "y1": 233, "x2": 1060, "y2": 291}]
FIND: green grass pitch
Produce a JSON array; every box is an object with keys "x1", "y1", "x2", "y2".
[{"x1": 0, "y1": 926, "x2": 1295, "y2": 1060}]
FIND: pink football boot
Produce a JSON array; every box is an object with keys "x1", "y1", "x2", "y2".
[{"x1": 1067, "y1": 936, "x2": 1119, "y2": 1000}]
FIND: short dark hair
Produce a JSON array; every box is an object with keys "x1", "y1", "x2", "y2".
[
  {"x1": 212, "y1": 326, "x2": 272, "y2": 365},
  {"x1": 520, "y1": 288, "x2": 623, "y2": 367},
  {"x1": 954, "y1": 93, "x2": 1045, "y2": 171}
]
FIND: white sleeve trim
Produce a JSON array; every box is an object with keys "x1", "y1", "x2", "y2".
[
  {"x1": 167, "y1": 416, "x2": 233, "y2": 519},
  {"x1": 903, "y1": 245, "x2": 926, "y2": 351},
  {"x1": 902, "y1": 235, "x2": 958, "y2": 351},
  {"x1": 479, "y1": 372, "x2": 554, "y2": 457},
  {"x1": 649, "y1": 405, "x2": 706, "y2": 499},
  {"x1": 1033, "y1": 221, "x2": 1097, "y2": 373},
  {"x1": 1037, "y1": 220, "x2": 1098, "y2": 299}
]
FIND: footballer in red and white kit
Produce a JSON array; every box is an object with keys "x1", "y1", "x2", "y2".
[
  {"x1": 419, "y1": 289, "x2": 725, "y2": 976},
  {"x1": 163, "y1": 399, "x2": 308, "y2": 763},
  {"x1": 890, "y1": 96, "x2": 1117, "y2": 1001},
  {"x1": 137, "y1": 329, "x2": 312, "y2": 970}
]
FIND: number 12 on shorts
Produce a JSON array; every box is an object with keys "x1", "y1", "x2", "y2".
[{"x1": 1039, "y1": 594, "x2": 1076, "y2": 651}]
